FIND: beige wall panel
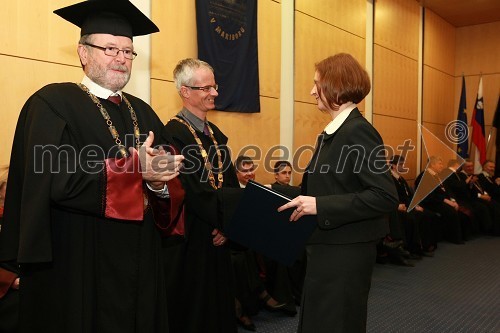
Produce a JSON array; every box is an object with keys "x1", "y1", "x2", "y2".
[
  {"x1": 151, "y1": 0, "x2": 197, "y2": 81},
  {"x1": 0, "y1": 0, "x2": 80, "y2": 66},
  {"x1": 150, "y1": 79, "x2": 183, "y2": 123},
  {"x1": 257, "y1": 0, "x2": 281, "y2": 98},
  {"x1": 420, "y1": 122, "x2": 454, "y2": 169},
  {"x1": 423, "y1": 9, "x2": 455, "y2": 75},
  {"x1": 209, "y1": 96, "x2": 280, "y2": 181},
  {"x1": 374, "y1": 0, "x2": 420, "y2": 60},
  {"x1": 373, "y1": 46, "x2": 418, "y2": 120},
  {"x1": 295, "y1": 0, "x2": 366, "y2": 38},
  {"x1": 295, "y1": 12, "x2": 366, "y2": 104},
  {"x1": 456, "y1": 21, "x2": 500, "y2": 76},
  {"x1": 422, "y1": 66, "x2": 454, "y2": 125},
  {"x1": 373, "y1": 115, "x2": 418, "y2": 180},
  {"x1": 0, "y1": 55, "x2": 82, "y2": 165},
  {"x1": 293, "y1": 101, "x2": 331, "y2": 181}
]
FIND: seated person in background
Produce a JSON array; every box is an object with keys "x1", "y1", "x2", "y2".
[
  {"x1": 384, "y1": 156, "x2": 438, "y2": 264},
  {"x1": 255, "y1": 160, "x2": 304, "y2": 312},
  {"x1": 443, "y1": 159, "x2": 488, "y2": 237},
  {"x1": 231, "y1": 156, "x2": 285, "y2": 331},
  {"x1": 462, "y1": 159, "x2": 500, "y2": 235},
  {"x1": 273, "y1": 160, "x2": 292, "y2": 185},
  {"x1": 415, "y1": 156, "x2": 467, "y2": 244},
  {"x1": 477, "y1": 160, "x2": 500, "y2": 202}
]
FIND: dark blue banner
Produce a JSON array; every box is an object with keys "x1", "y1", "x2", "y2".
[
  {"x1": 456, "y1": 76, "x2": 469, "y2": 158},
  {"x1": 196, "y1": 0, "x2": 260, "y2": 113}
]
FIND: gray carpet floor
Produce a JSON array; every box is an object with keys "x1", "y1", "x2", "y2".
[{"x1": 240, "y1": 236, "x2": 500, "y2": 333}]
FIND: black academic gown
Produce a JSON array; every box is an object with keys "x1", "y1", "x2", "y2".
[
  {"x1": 0, "y1": 83, "x2": 169, "y2": 333},
  {"x1": 162, "y1": 116, "x2": 239, "y2": 333}
]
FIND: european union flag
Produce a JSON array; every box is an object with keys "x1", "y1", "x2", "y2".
[{"x1": 456, "y1": 76, "x2": 469, "y2": 158}]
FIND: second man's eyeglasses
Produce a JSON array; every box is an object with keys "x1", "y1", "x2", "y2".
[{"x1": 185, "y1": 85, "x2": 219, "y2": 92}]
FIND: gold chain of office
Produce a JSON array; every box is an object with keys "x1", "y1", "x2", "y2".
[
  {"x1": 78, "y1": 83, "x2": 141, "y2": 158},
  {"x1": 171, "y1": 116, "x2": 223, "y2": 189}
]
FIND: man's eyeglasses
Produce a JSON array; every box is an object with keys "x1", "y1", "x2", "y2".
[
  {"x1": 185, "y1": 85, "x2": 218, "y2": 93},
  {"x1": 84, "y1": 43, "x2": 137, "y2": 60}
]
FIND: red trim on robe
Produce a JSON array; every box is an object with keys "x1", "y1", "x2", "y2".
[
  {"x1": 0, "y1": 267, "x2": 17, "y2": 299},
  {"x1": 148, "y1": 145, "x2": 186, "y2": 236},
  {"x1": 104, "y1": 151, "x2": 143, "y2": 221}
]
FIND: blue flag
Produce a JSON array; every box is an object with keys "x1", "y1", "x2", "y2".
[
  {"x1": 456, "y1": 76, "x2": 469, "y2": 158},
  {"x1": 196, "y1": 0, "x2": 260, "y2": 113}
]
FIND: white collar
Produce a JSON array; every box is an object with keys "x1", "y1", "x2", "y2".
[
  {"x1": 324, "y1": 103, "x2": 357, "y2": 135},
  {"x1": 81, "y1": 76, "x2": 123, "y2": 99}
]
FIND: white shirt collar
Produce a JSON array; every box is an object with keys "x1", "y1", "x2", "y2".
[
  {"x1": 324, "y1": 103, "x2": 357, "y2": 135},
  {"x1": 81, "y1": 76, "x2": 123, "y2": 99}
]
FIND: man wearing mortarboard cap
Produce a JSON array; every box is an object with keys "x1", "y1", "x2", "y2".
[{"x1": 0, "y1": 1, "x2": 185, "y2": 332}]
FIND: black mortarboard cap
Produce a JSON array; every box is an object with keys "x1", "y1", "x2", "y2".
[{"x1": 53, "y1": 0, "x2": 159, "y2": 39}]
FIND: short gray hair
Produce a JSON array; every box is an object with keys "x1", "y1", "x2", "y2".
[{"x1": 173, "y1": 58, "x2": 214, "y2": 92}]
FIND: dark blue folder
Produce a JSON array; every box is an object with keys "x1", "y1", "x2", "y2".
[{"x1": 226, "y1": 180, "x2": 317, "y2": 266}]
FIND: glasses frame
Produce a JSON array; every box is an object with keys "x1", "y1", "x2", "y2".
[
  {"x1": 185, "y1": 84, "x2": 219, "y2": 93},
  {"x1": 84, "y1": 43, "x2": 137, "y2": 60}
]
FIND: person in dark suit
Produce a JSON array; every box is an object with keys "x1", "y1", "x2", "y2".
[
  {"x1": 415, "y1": 156, "x2": 467, "y2": 244},
  {"x1": 462, "y1": 159, "x2": 500, "y2": 235},
  {"x1": 278, "y1": 53, "x2": 398, "y2": 333},
  {"x1": 388, "y1": 155, "x2": 438, "y2": 259},
  {"x1": 444, "y1": 159, "x2": 491, "y2": 236},
  {"x1": 477, "y1": 160, "x2": 500, "y2": 202}
]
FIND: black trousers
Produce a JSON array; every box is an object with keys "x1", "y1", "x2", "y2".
[{"x1": 298, "y1": 240, "x2": 378, "y2": 333}]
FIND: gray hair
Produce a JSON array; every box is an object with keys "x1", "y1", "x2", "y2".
[
  {"x1": 79, "y1": 34, "x2": 94, "y2": 46},
  {"x1": 173, "y1": 58, "x2": 214, "y2": 92}
]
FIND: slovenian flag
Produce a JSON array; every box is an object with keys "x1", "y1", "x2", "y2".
[{"x1": 470, "y1": 77, "x2": 486, "y2": 174}]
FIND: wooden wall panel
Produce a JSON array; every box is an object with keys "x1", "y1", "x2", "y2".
[
  {"x1": 0, "y1": 0, "x2": 80, "y2": 66},
  {"x1": 209, "y1": 97, "x2": 280, "y2": 185},
  {"x1": 373, "y1": 45, "x2": 418, "y2": 120},
  {"x1": 150, "y1": 79, "x2": 182, "y2": 123},
  {"x1": 295, "y1": 12, "x2": 366, "y2": 104},
  {"x1": 257, "y1": 0, "x2": 281, "y2": 98},
  {"x1": 293, "y1": 101, "x2": 331, "y2": 182},
  {"x1": 373, "y1": 115, "x2": 418, "y2": 180},
  {"x1": 151, "y1": 0, "x2": 197, "y2": 81},
  {"x1": 0, "y1": 55, "x2": 82, "y2": 165},
  {"x1": 420, "y1": 122, "x2": 455, "y2": 169},
  {"x1": 374, "y1": 0, "x2": 420, "y2": 59},
  {"x1": 295, "y1": 0, "x2": 366, "y2": 38},
  {"x1": 423, "y1": 9, "x2": 455, "y2": 75},
  {"x1": 455, "y1": 21, "x2": 500, "y2": 76},
  {"x1": 422, "y1": 66, "x2": 455, "y2": 125}
]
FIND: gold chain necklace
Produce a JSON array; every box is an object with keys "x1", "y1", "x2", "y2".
[
  {"x1": 171, "y1": 116, "x2": 224, "y2": 189},
  {"x1": 78, "y1": 83, "x2": 141, "y2": 158}
]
